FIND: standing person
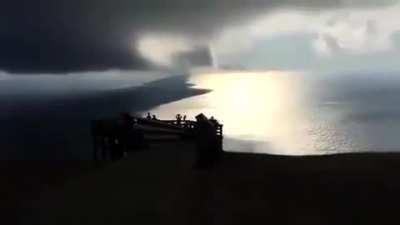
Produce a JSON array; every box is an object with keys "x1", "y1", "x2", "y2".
[
  {"x1": 194, "y1": 114, "x2": 221, "y2": 169},
  {"x1": 210, "y1": 116, "x2": 218, "y2": 126},
  {"x1": 176, "y1": 114, "x2": 182, "y2": 126},
  {"x1": 183, "y1": 115, "x2": 187, "y2": 128},
  {"x1": 146, "y1": 112, "x2": 151, "y2": 120}
]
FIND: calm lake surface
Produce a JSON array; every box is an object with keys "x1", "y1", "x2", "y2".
[{"x1": 150, "y1": 71, "x2": 400, "y2": 155}]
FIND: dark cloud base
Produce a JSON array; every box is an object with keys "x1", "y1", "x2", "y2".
[
  {"x1": 0, "y1": 30, "x2": 149, "y2": 73},
  {"x1": 1, "y1": 0, "x2": 396, "y2": 73}
]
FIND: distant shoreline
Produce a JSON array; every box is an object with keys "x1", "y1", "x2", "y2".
[{"x1": 0, "y1": 75, "x2": 210, "y2": 160}]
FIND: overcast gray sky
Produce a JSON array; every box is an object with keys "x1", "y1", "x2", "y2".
[{"x1": 1, "y1": 0, "x2": 400, "y2": 73}]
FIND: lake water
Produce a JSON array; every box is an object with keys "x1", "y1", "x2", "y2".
[{"x1": 149, "y1": 71, "x2": 400, "y2": 155}]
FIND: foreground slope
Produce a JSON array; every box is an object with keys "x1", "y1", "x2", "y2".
[{"x1": 25, "y1": 142, "x2": 400, "y2": 225}]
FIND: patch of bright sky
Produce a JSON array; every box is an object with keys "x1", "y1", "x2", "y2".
[
  {"x1": 136, "y1": 33, "x2": 196, "y2": 67},
  {"x1": 137, "y1": 3, "x2": 400, "y2": 72},
  {"x1": 212, "y1": 4, "x2": 400, "y2": 71}
]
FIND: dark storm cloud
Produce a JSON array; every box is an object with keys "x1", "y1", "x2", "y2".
[{"x1": 1, "y1": 0, "x2": 397, "y2": 73}]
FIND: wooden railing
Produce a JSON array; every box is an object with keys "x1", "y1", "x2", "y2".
[
  {"x1": 162, "y1": 120, "x2": 196, "y2": 129},
  {"x1": 92, "y1": 115, "x2": 223, "y2": 162}
]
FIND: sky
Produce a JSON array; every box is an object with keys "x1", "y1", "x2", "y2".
[{"x1": 2, "y1": 0, "x2": 400, "y2": 73}]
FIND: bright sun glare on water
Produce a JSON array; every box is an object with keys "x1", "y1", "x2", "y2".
[{"x1": 149, "y1": 71, "x2": 344, "y2": 155}]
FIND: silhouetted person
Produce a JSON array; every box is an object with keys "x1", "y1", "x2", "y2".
[
  {"x1": 152, "y1": 115, "x2": 158, "y2": 120},
  {"x1": 194, "y1": 114, "x2": 222, "y2": 169},
  {"x1": 209, "y1": 116, "x2": 218, "y2": 126},
  {"x1": 146, "y1": 112, "x2": 152, "y2": 120},
  {"x1": 176, "y1": 114, "x2": 182, "y2": 126},
  {"x1": 183, "y1": 115, "x2": 187, "y2": 128}
]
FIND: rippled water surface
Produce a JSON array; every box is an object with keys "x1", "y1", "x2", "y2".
[{"x1": 150, "y1": 71, "x2": 400, "y2": 155}]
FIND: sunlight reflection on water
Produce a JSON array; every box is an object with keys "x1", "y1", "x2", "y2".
[{"x1": 149, "y1": 71, "x2": 392, "y2": 155}]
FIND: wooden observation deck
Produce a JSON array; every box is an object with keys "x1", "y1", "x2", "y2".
[{"x1": 91, "y1": 113, "x2": 223, "y2": 164}]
